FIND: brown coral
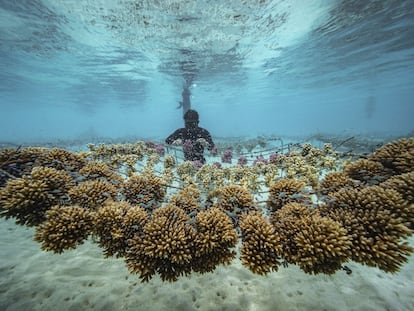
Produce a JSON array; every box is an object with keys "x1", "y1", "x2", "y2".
[
  {"x1": 163, "y1": 154, "x2": 176, "y2": 169},
  {"x1": 320, "y1": 186, "x2": 414, "y2": 272},
  {"x1": 270, "y1": 202, "x2": 351, "y2": 274},
  {"x1": 122, "y1": 172, "x2": 166, "y2": 210},
  {"x1": 344, "y1": 159, "x2": 389, "y2": 185},
  {"x1": 0, "y1": 167, "x2": 74, "y2": 226},
  {"x1": 0, "y1": 178, "x2": 50, "y2": 226},
  {"x1": 381, "y1": 171, "x2": 414, "y2": 205},
  {"x1": 239, "y1": 213, "x2": 282, "y2": 275},
  {"x1": 318, "y1": 171, "x2": 356, "y2": 195},
  {"x1": 293, "y1": 214, "x2": 351, "y2": 274},
  {"x1": 369, "y1": 138, "x2": 414, "y2": 174},
  {"x1": 300, "y1": 143, "x2": 313, "y2": 157},
  {"x1": 125, "y1": 204, "x2": 196, "y2": 282},
  {"x1": 176, "y1": 161, "x2": 197, "y2": 179},
  {"x1": 168, "y1": 185, "x2": 201, "y2": 214},
  {"x1": 35, "y1": 148, "x2": 86, "y2": 172},
  {"x1": 93, "y1": 201, "x2": 148, "y2": 257},
  {"x1": 0, "y1": 147, "x2": 44, "y2": 186},
  {"x1": 34, "y1": 205, "x2": 94, "y2": 253},
  {"x1": 30, "y1": 166, "x2": 74, "y2": 195},
  {"x1": 270, "y1": 202, "x2": 312, "y2": 263},
  {"x1": 192, "y1": 207, "x2": 238, "y2": 273},
  {"x1": 87, "y1": 142, "x2": 146, "y2": 163},
  {"x1": 79, "y1": 161, "x2": 123, "y2": 185},
  {"x1": 5, "y1": 138, "x2": 414, "y2": 281},
  {"x1": 215, "y1": 184, "x2": 256, "y2": 219},
  {"x1": 267, "y1": 178, "x2": 311, "y2": 212},
  {"x1": 69, "y1": 179, "x2": 118, "y2": 209}
]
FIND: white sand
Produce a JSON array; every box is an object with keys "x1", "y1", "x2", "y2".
[{"x1": 1, "y1": 218, "x2": 413, "y2": 311}]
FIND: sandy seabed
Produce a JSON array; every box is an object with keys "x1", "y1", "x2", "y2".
[{"x1": 0, "y1": 218, "x2": 413, "y2": 311}]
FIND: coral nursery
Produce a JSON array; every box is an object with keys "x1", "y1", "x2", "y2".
[{"x1": 0, "y1": 137, "x2": 413, "y2": 282}]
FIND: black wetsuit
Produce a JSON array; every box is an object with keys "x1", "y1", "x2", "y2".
[{"x1": 166, "y1": 125, "x2": 214, "y2": 163}]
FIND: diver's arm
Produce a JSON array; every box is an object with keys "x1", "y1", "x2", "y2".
[
  {"x1": 202, "y1": 129, "x2": 215, "y2": 150},
  {"x1": 166, "y1": 129, "x2": 183, "y2": 144}
]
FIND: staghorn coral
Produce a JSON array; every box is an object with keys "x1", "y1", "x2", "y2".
[
  {"x1": 263, "y1": 164, "x2": 280, "y2": 187},
  {"x1": 318, "y1": 171, "x2": 356, "y2": 195},
  {"x1": 192, "y1": 207, "x2": 238, "y2": 273},
  {"x1": 320, "y1": 186, "x2": 414, "y2": 272},
  {"x1": 163, "y1": 154, "x2": 176, "y2": 169},
  {"x1": 240, "y1": 164, "x2": 265, "y2": 193},
  {"x1": 35, "y1": 148, "x2": 86, "y2": 172},
  {"x1": 93, "y1": 201, "x2": 148, "y2": 257},
  {"x1": 270, "y1": 202, "x2": 351, "y2": 273},
  {"x1": 0, "y1": 178, "x2": 51, "y2": 226},
  {"x1": 301, "y1": 143, "x2": 313, "y2": 157},
  {"x1": 168, "y1": 185, "x2": 201, "y2": 214},
  {"x1": 306, "y1": 147, "x2": 324, "y2": 162},
  {"x1": 229, "y1": 165, "x2": 250, "y2": 183},
  {"x1": 5, "y1": 138, "x2": 414, "y2": 281},
  {"x1": 30, "y1": 166, "x2": 74, "y2": 194},
  {"x1": 344, "y1": 159, "x2": 389, "y2": 185},
  {"x1": 239, "y1": 212, "x2": 282, "y2": 275},
  {"x1": 214, "y1": 184, "x2": 256, "y2": 220},
  {"x1": 34, "y1": 205, "x2": 94, "y2": 253},
  {"x1": 160, "y1": 168, "x2": 175, "y2": 185},
  {"x1": 87, "y1": 142, "x2": 148, "y2": 177},
  {"x1": 122, "y1": 172, "x2": 166, "y2": 210},
  {"x1": 145, "y1": 153, "x2": 160, "y2": 169},
  {"x1": 323, "y1": 143, "x2": 335, "y2": 156},
  {"x1": 369, "y1": 138, "x2": 414, "y2": 174},
  {"x1": 381, "y1": 171, "x2": 414, "y2": 205},
  {"x1": 270, "y1": 202, "x2": 312, "y2": 263},
  {"x1": 161, "y1": 167, "x2": 175, "y2": 185},
  {"x1": 79, "y1": 161, "x2": 123, "y2": 185},
  {"x1": 125, "y1": 204, "x2": 196, "y2": 282},
  {"x1": 281, "y1": 152, "x2": 320, "y2": 186},
  {"x1": 251, "y1": 161, "x2": 268, "y2": 175},
  {"x1": 293, "y1": 214, "x2": 351, "y2": 274},
  {"x1": 88, "y1": 141, "x2": 146, "y2": 163},
  {"x1": 267, "y1": 178, "x2": 311, "y2": 212},
  {"x1": 122, "y1": 154, "x2": 142, "y2": 176},
  {"x1": 0, "y1": 167, "x2": 74, "y2": 226},
  {"x1": 0, "y1": 147, "x2": 45, "y2": 186},
  {"x1": 176, "y1": 161, "x2": 197, "y2": 180},
  {"x1": 69, "y1": 179, "x2": 118, "y2": 209},
  {"x1": 195, "y1": 164, "x2": 227, "y2": 192},
  {"x1": 319, "y1": 155, "x2": 339, "y2": 170},
  {"x1": 277, "y1": 143, "x2": 343, "y2": 187}
]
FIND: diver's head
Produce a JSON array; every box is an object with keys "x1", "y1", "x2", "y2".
[{"x1": 184, "y1": 109, "x2": 199, "y2": 128}]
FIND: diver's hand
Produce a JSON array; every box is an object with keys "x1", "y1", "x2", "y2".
[
  {"x1": 172, "y1": 139, "x2": 183, "y2": 146},
  {"x1": 196, "y1": 138, "x2": 208, "y2": 147}
]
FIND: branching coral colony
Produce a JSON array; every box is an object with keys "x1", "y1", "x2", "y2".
[{"x1": 0, "y1": 138, "x2": 413, "y2": 282}]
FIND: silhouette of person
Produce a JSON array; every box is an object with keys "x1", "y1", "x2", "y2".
[{"x1": 166, "y1": 109, "x2": 215, "y2": 164}]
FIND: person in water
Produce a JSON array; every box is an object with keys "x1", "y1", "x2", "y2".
[{"x1": 166, "y1": 109, "x2": 215, "y2": 164}]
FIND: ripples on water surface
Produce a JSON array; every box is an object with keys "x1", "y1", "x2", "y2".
[{"x1": 0, "y1": 0, "x2": 413, "y2": 140}]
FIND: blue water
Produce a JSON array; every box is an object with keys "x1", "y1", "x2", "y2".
[{"x1": 0, "y1": 0, "x2": 413, "y2": 142}]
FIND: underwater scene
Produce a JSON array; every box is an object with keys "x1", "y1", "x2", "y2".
[{"x1": 1, "y1": 1, "x2": 414, "y2": 311}]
